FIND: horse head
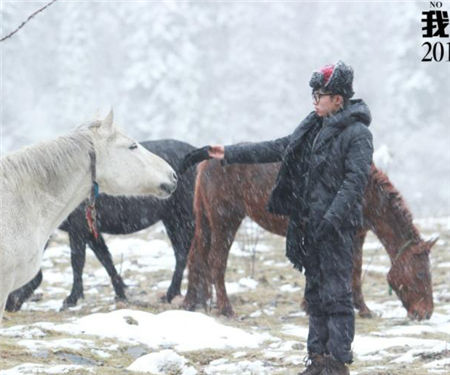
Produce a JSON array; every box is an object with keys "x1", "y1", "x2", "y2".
[
  {"x1": 387, "y1": 236, "x2": 438, "y2": 320},
  {"x1": 89, "y1": 110, "x2": 177, "y2": 198}
]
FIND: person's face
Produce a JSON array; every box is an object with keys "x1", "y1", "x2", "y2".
[{"x1": 312, "y1": 91, "x2": 343, "y2": 117}]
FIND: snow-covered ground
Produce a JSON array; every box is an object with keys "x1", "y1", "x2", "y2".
[{"x1": 1, "y1": 218, "x2": 449, "y2": 374}]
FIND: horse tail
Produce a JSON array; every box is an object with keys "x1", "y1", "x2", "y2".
[{"x1": 184, "y1": 161, "x2": 213, "y2": 310}]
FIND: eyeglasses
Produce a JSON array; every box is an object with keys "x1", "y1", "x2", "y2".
[{"x1": 312, "y1": 92, "x2": 333, "y2": 104}]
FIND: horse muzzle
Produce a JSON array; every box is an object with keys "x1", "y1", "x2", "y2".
[
  {"x1": 407, "y1": 305, "x2": 433, "y2": 320},
  {"x1": 159, "y1": 172, "x2": 178, "y2": 197}
]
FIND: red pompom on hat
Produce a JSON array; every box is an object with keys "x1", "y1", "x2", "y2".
[
  {"x1": 309, "y1": 60, "x2": 354, "y2": 98},
  {"x1": 320, "y1": 64, "x2": 335, "y2": 86}
]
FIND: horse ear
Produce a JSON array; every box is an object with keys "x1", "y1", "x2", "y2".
[
  {"x1": 101, "y1": 109, "x2": 114, "y2": 131},
  {"x1": 426, "y1": 236, "x2": 439, "y2": 251}
]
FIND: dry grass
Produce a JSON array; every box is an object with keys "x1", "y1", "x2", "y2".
[{"x1": 1, "y1": 220, "x2": 449, "y2": 374}]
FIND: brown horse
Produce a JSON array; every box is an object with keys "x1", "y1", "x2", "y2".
[{"x1": 183, "y1": 161, "x2": 437, "y2": 320}]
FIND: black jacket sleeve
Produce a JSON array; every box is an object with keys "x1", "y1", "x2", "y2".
[
  {"x1": 324, "y1": 125, "x2": 373, "y2": 229},
  {"x1": 223, "y1": 136, "x2": 290, "y2": 164}
]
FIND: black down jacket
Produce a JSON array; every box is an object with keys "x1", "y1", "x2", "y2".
[{"x1": 224, "y1": 98, "x2": 373, "y2": 238}]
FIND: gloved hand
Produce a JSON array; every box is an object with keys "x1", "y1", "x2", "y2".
[
  {"x1": 179, "y1": 146, "x2": 212, "y2": 174},
  {"x1": 315, "y1": 219, "x2": 335, "y2": 241}
]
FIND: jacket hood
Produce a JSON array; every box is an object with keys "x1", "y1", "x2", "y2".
[{"x1": 323, "y1": 99, "x2": 371, "y2": 128}]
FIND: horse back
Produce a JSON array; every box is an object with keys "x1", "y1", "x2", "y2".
[{"x1": 195, "y1": 161, "x2": 288, "y2": 235}]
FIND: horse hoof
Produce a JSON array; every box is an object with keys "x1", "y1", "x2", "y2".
[
  {"x1": 60, "y1": 297, "x2": 78, "y2": 311},
  {"x1": 114, "y1": 295, "x2": 128, "y2": 303},
  {"x1": 218, "y1": 306, "x2": 234, "y2": 318},
  {"x1": 157, "y1": 292, "x2": 168, "y2": 303},
  {"x1": 115, "y1": 299, "x2": 129, "y2": 309},
  {"x1": 168, "y1": 295, "x2": 184, "y2": 308},
  {"x1": 166, "y1": 291, "x2": 182, "y2": 304},
  {"x1": 182, "y1": 299, "x2": 196, "y2": 312},
  {"x1": 60, "y1": 302, "x2": 75, "y2": 311},
  {"x1": 115, "y1": 293, "x2": 127, "y2": 302},
  {"x1": 5, "y1": 297, "x2": 23, "y2": 312}
]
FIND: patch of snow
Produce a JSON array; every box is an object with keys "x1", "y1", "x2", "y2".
[
  {"x1": 362, "y1": 264, "x2": 390, "y2": 274},
  {"x1": 40, "y1": 271, "x2": 71, "y2": 286},
  {"x1": 43, "y1": 286, "x2": 68, "y2": 294},
  {"x1": 156, "y1": 280, "x2": 171, "y2": 289},
  {"x1": 269, "y1": 340, "x2": 298, "y2": 351},
  {"x1": 390, "y1": 347, "x2": 443, "y2": 363},
  {"x1": 364, "y1": 300, "x2": 407, "y2": 319},
  {"x1": 226, "y1": 278, "x2": 258, "y2": 294},
  {"x1": 22, "y1": 299, "x2": 66, "y2": 312},
  {"x1": 127, "y1": 349, "x2": 197, "y2": 375},
  {"x1": 274, "y1": 261, "x2": 290, "y2": 267},
  {"x1": 282, "y1": 354, "x2": 303, "y2": 365},
  {"x1": 353, "y1": 335, "x2": 447, "y2": 359},
  {"x1": 232, "y1": 351, "x2": 247, "y2": 358},
  {"x1": 205, "y1": 359, "x2": 272, "y2": 375},
  {"x1": 238, "y1": 277, "x2": 258, "y2": 289},
  {"x1": 424, "y1": 357, "x2": 450, "y2": 371},
  {"x1": 280, "y1": 284, "x2": 301, "y2": 293},
  {"x1": 43, "y1": 245, "x2": 71, "y2": 261},
  {"x1": 0, "y1": 363, "x2": 93, "y2": 374},
  {"x1": 91, "y1": 349, "x2": 111, "y2": 358},
  {"x1": 422, "y1": 312, "x2": 449, "y2": 325},
  {"x1": 263, "y1": 350, "x2": 284, "y2": 359},
  {"x1": 43, "y1": 309, "x2": 274, "y2": 352},
  {"x1": 362, "y1": 240, "x2": 383, "y2": 250},
  {"x1": 18, "y1": 338, "x2": 93, "y2": 352},
  {"x1": 0, "y1": 326, "x2": 46, "y2": 339},
  {"x1": 377, "y1": 319, "x2": 450, "y2": 337},
  {"x1": 287, "y1": 311, "x2": 307, "y2": 318},
  {"x1": 281, "y1": 324, "x2": 309, "y2": 339},
  {"x1": 229, "y1": 242, "x2": 271, "y2": 257},
  {"x1": 101, "y1": 238, "x2": 175, "y2": 273}
]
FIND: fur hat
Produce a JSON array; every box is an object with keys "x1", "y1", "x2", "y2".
[{"x1": 309, "y1": 60, "x2": 354, "y2": 98}]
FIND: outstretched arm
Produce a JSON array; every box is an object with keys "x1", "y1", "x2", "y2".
[
  {"x1": 223, "y1": 136, "x2": 290, "y2": 164},
  {"x1": 179, "y1": 136, "x2": 290, "y2": 173}
]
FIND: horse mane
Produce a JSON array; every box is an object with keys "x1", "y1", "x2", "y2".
[
  {"x1": 0, "y1": 122, "x2": 98, "y2": 190},
  {"x1": 369, "y1": 165, "x2": 421, "y2": 242}
]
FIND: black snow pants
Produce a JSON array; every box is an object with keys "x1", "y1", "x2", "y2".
[{"x1": 303, "y1": 225, "x2": 356, "y2": 364}]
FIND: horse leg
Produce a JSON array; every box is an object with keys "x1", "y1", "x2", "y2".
[
  {"x1": 163, "y1": 215, "x2": 194, "y2": 303},
  {"x1": 62, "y1": 233, "x2": 87, "y2": 309},
  {"x1": 0, "y1": 295, "x2": 6, "y2": 323},
  {"x1": 210, "y1": 218, "x2": 242, "y2": 317},
  {"x1": 87, "y1": 234, "x2": 127, "y2": 301},
  {"x1": 0, "y1": 275, "x2": 15, "y2": 323},
  {"x1": 183, "y1": 208, "x2": 212, "y2": 312},
  {"x1": 6, "y1": 270, "x2": 43, "y2": 312},
  {"x1": 352, "y1": 229, "x2": 373, "y2": 318}
]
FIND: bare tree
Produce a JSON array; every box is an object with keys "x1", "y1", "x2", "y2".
[{"x1": 1, "y1": 0, "x2": 58, "y2": 42}]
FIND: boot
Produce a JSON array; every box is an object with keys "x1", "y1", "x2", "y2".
[
  {"x1": 321, "y1": 355, "x2": 350, "y2": 375},
  {"x1": 298, "y1": 353, "x2": 325, "y2": 375}
]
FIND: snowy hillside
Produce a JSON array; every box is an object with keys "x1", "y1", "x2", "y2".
[{"x1": 2, "y1": 1, "x2": 449, "y2": 216}]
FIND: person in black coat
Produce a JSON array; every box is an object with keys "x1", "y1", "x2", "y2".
[{"x1": 182, "y1": 61, "x2": 373, "y2": 375}]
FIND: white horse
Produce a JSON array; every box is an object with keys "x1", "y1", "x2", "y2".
[{"x1": 0, "y1": 111, "x2": 177, "y2": 321}]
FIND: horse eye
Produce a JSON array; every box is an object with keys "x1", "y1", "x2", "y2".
[
  {"x1": 129, "y1": 143, "x2": 138, "y2": 150},
  {"x1": 417, "y1": 271, "x2": 426, "y2": 280}
]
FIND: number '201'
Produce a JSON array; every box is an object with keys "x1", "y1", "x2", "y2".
[{"x1": 422, "y1": 42, "x2": 450, "y2": 62}]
